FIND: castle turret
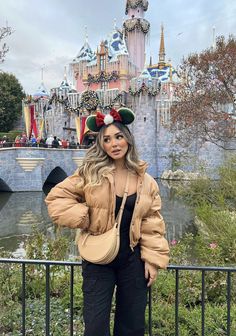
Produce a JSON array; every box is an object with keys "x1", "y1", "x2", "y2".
[{"x1": 123, "y1": 0, "x2": 150, "y2": 72}]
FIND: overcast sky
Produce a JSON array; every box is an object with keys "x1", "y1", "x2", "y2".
[{"x1": 0, "y1": 0, "x2": 236, "y2": 94}]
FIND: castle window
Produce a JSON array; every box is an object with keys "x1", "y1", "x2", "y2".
[
  {"x1": 101, "y1": 81, "x2": 108, "y2": 90},
  {"x1": 100, "y1": 55, "x2": 106, "y2": 71}
]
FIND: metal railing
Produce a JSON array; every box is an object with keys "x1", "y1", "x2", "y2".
[{"x1": 0, "y1": 258, "x2": 235, "y2": 336}]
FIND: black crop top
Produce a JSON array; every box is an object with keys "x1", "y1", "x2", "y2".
[{"x1": 115, "y1": 193, "x2": 137, "y2": 251}]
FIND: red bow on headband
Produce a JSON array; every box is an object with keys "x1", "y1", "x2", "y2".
[{"x1": 95, "y1": 109, "x2": 122, "y2": 127}]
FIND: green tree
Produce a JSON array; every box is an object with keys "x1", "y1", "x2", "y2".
[{"x1": 0, "y1": 72, "x2": 25, "y2": 132}]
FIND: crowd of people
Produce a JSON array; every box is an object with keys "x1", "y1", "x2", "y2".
[{"x1": 0, "y1": 134, "x2": 90, "y2": 149}]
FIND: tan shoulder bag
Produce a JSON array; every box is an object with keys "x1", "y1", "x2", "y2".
[{"x1": 78, "y1": 172, "x2": 130, "y2": 264}]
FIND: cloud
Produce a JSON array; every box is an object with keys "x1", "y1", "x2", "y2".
[{"x1": 0, "y1": 0, "x2": 236, "y2": 94}]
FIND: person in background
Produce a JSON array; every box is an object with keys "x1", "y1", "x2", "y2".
[
  {"x1": 52, "y1": 136, "x2": 60, "y2": 148},
  {"x1": 30, "y1": 135, "x2": 37, "y2": 147},
  {"x1": 61, "y1": 138, "x2": 68, "y2": 149},
  {"x1": 46, "y1": 134, "x2": 54, "y2": 148},
  {"x1": 14, "y1": 135, "x2": 21, "y2": 147},
  {"x1": 45, "y1": 108, "x2": 169, "y2": 336},
  {"x1": 20, "y1": 133, "x2": 27, "y2": 147},
  {"x1": 69, "y1": 136, "x2": 77, "y2": 149}
]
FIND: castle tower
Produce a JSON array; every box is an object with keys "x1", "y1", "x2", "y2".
[
  {"x1": 129, "y1": 71, "x2": 159, "y2": 177},
  {"x1": 123, "y1": 0, "x2": 150, "y2": 72}
]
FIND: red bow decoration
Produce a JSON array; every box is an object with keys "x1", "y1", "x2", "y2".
[
  {"x1": 95, "y1": 109, "x2": 122, "y2": 128},
  {"x1": 110, "y1": 109, "x2": 122, "y2": 122},
  {"x1": 96, "y1": 112, "x2": 105, "y2": 127}
]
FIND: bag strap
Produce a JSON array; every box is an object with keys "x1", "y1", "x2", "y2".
[{"x1": 115, "y1": 171, "x2": 130, "y2": 229}]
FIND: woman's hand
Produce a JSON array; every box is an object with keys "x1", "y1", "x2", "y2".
[{"x1": 145, "y1": 262, "x2": 158, "y2": 287}]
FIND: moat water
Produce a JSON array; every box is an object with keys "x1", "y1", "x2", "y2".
[{"x1": 0, "y1": 180, "x2": 194, "y2": 257}]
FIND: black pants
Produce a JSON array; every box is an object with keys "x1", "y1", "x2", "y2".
[{"x1": 82, "y1": 246, "x2": 148, "y2": 336}]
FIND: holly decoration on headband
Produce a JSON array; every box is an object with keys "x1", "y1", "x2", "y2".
[{"x1": 86, "y1": 107, "x2": 135, "y2": 132}]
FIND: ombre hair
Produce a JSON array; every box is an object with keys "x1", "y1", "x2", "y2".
[{"x1": 76, "y1": 122, "x2": 141, "y2": 188}]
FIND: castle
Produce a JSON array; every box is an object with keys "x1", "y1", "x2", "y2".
[{"x1": 22, "y1": 0, "x2": 233, "y2": 178}]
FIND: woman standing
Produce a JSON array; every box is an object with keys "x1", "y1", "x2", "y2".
[{"x1": 45, "y1": 107, "x2": 169, "y2": 336}]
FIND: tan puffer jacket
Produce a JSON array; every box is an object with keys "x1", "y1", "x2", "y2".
[{"x1": 45, "y1": 165, "x2": 169, "y2": 269}]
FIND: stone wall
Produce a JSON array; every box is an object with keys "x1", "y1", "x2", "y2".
[
  {"x1": 130, "y1": 92, "x2": 235, "y2": 178},
  {"x1": 0, "y1": 147, "x2": 86, "y2": 192},
  {"x1": 130, "y1": 94, "x2": 158, "y2": 177}
]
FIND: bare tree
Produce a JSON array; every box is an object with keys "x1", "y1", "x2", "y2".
[
  {"x1": 171, "y1": 35, "x2": 236, "y2": 150},
  {"x1": 0, "y1": 25, "x2": 13, "y2": 64}
]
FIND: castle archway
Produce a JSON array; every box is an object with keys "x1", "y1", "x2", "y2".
[
  {"x1": 0, "y1": 179, "x2": 12, "y2": 192},
  {"x1": 43, "y1": 167, "x2": 68, "y2": 195}
]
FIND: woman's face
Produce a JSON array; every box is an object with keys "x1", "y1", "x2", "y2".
[{"x1": 102, "y1": 124, "x2": 129, "y2": 161}]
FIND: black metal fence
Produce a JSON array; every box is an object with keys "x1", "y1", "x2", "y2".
[{"x1": 0, "y1": 258, "x2": 235, "y2": 336}]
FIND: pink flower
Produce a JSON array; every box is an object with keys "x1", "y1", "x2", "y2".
[
  {"x1": 209, "y1": 242, "x2": 218, "y2": 249},
  {"x1": 170, "y1": 239, "x2": 177, "y2": 246}
]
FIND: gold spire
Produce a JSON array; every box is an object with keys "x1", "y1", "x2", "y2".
[
  {"x1": 158, "y1": 24, "x2": 166, "y2": 69},
  {"x1": 168, "y1": 59, "x2": 173, "y2": 82}
]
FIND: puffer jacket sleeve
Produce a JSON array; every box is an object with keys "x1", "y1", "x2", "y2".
[
  {"x1": 140, "y1": 179, "x2": 169, "y2": 269},
  {"x1": 45, "y1": 172, "x2": 89, "y2": 229}
]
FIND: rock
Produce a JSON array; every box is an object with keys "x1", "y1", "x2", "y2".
[
  {"x1": 161, "y1": 170, "x2": 172, "y2": 180},
  {"x1": 161, "y1": 169, "x2": 204, "y2": 180}
]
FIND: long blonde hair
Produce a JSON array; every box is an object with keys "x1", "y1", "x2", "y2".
[{"x1": 77, "y1": 122, "x2": 141, "y2": 188}]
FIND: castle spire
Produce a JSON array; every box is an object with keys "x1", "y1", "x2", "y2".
[
  {"x1": 158, "y1": 24, "x2": 166, "y2": 68},
  {"x1": 149, "y1": 55, "x2": 152, "y2": 67},
  {"x1": 41, "y1": 65, "x2": 45, "y2": 83},
  {"x1": 212, "y1": 26, "x2": 216, "y2": 50},
  {"x1": 84, "y1": 25, "x2": 88, "y2": 43},
  {"x1": 64, "y1": 66, "x2": 67, "y2": 80},
  {"x1": 113, "y1": 18, "x2": 117, "y2": 30}
]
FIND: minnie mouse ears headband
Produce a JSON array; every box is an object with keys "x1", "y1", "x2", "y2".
[{"x1": 86, "y1": 108, "x2": 135, "y2": 132}]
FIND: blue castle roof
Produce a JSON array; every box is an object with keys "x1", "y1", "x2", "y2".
[
  {"x1": 148, "y1": 65, "x2": 178, "y2": 82},
  {"x1": 33, "y1": 82, "x2": 49, "y2": 98}
]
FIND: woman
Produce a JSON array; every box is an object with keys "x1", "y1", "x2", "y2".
[{"x1": 45, "y1": 107, "x2": 169, "y2": 336}]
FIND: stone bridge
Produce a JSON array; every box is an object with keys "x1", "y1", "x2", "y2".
[{"x1": 0, "y1": 148, "x2": 87, "y2": 192}]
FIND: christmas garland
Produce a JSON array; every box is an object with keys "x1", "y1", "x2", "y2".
[
  {"x1": 100, "y1": 93, "x2": 125, "y2": 110},
  {"x1": 123, "y1": 18, "x2": 150, "y2": 35},
  {"x1": 129, "y1": 82, "x2": 160, "y2": 97},
  {"x1": 23, "y1": 96, "x2": 42, "y2": 104},
  {"x1": 64, "y1": 91, "x2": 126, "y2": 114},
  {"x1": 125, "y1": 0, "x2": 148, "y2": 14},
  {"x1": 48, "y1": 93, "x2": 69, "y2": 105},
  {"x1": 65, "y1": 106, "x2": 80, "y2": 114},
  {"x1": 87, "y1": 71, "x2": 119, "y2": 84}
]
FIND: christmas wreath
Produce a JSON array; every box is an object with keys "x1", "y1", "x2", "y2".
[{"x1": 80, "y1": 90, "x2": 100, "y2": 111}]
